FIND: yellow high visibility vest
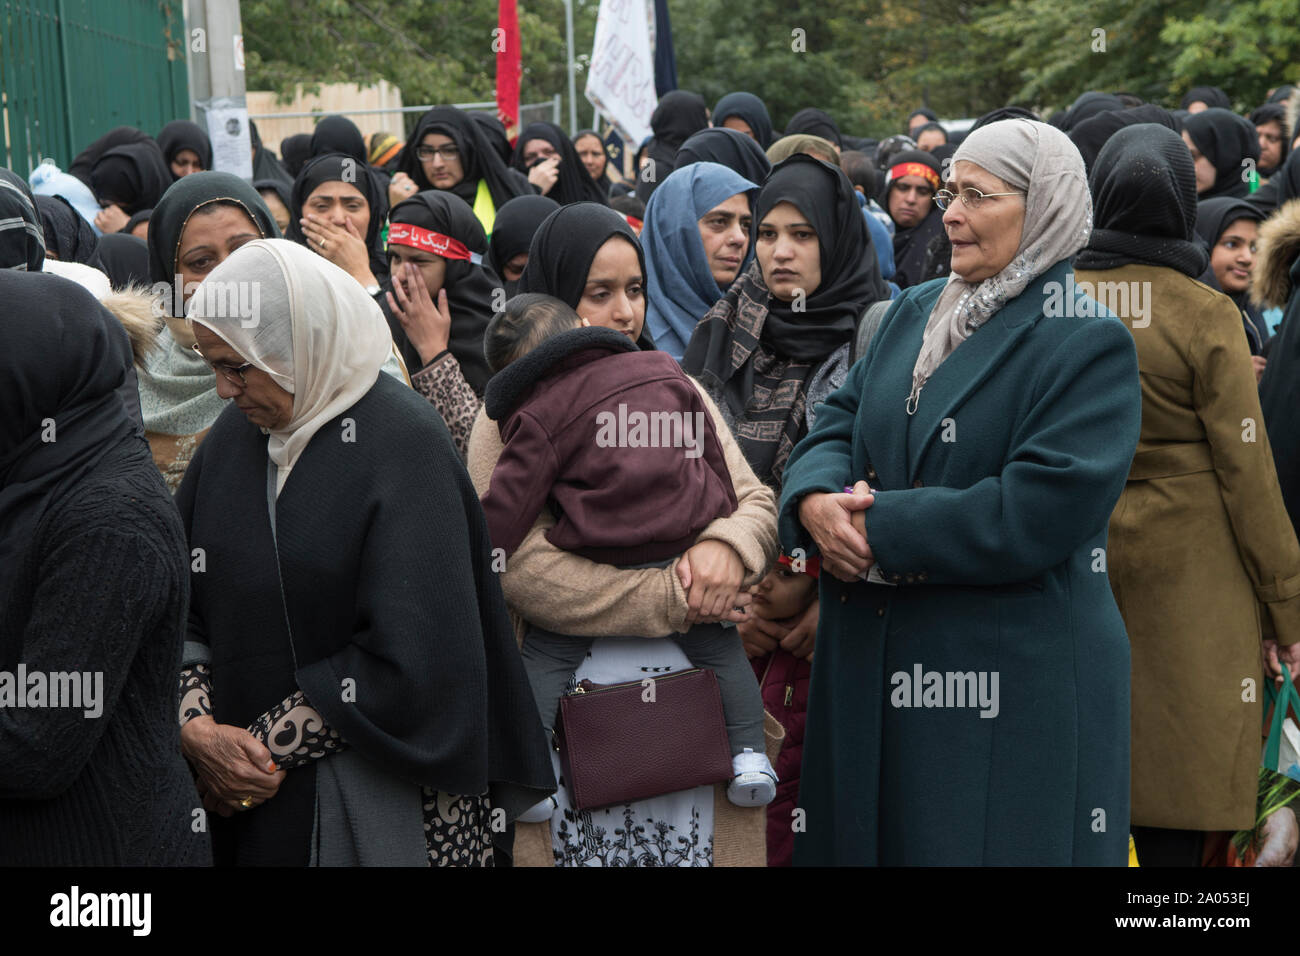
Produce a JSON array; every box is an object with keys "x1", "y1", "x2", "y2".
[{"x1": 473, "y1": 179, "x2": 497, "y2": 235}]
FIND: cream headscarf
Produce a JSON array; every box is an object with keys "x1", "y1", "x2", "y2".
[
  {"x1": 187, "y1": 238, "x2": 393, "y2": 495},
  {"x1": 907, "y1": 119, "x2": 1092, "y2": 414}
]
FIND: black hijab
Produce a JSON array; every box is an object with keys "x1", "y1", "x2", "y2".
[
  {"x1": 1068, "y1": 104, "x2": 1180, "y2": 172},
  {"x1": 94, "y1": 233, "x2": 151, "y2": 289},
  {"x1": 397, "y1": 107, "x2": 532, "y2": 212},
  {"x1": 712, "y1": 92, "x2": 774, "y2": 148},
  {"x1": 1194, "y1": 196, "x2": 1268, "y2": 353},
  {"x1": 123, "y1": 208, "x2": 153, "y2": 235},
  {"x1": 385, "y1": 191, "x2": 502, "y2": 393},
  {"x1": 148, "y1": 171, "x2": 281, "y2": 316},
  {"x1": 676, "y1": 127, "x2": 772, "y2": 185},
  {"x1": 1058, "y1": 92, "x2": 1125, "y2": 133},
  {"x1": 68, "y1": 126, "x2": 154, "y2": 189},
  {"x1": 885, "y1": 149, "x2": 946, "y2": 289},
  {"x1": 907, "y1": 108, "x2": 938, "y2": 133},
  {"x1": 682, "y1": 154, "x2": 886, "y2": 488},
  {"x1": 649, "y1": 91, "x2": 710, "y2": 150},
  {"x1": 485, "y1": 194, "x2": 560, "y2": 296},
  {"x1": 249, "y1": 121, "x2": 293, "y2": 187},
  {"x1": 35, "y1": 195, "x2": 100, "y2": 267},
  {"x1": 253, "y1": 177, "x2": 293, "y2": 220},
  {"x1": 156, "y1": 120, "x2": 214, "y2": 178},
  {"x1": 516, "y1": 201, "x2": 655, "y2": 351},
  {"x1": 288, "y1": 153, "x2": 389, "y2": 281},
  {"x1": 1182, "y1": 86, "x2": 1232, "y2": 111},
  {"x1": 1275, "y1": 149, "x2": 1300, "y2": 206},
  {"x1": 785, "y1": 108, "x2": 842, "y2": 147},
  {"x1": 1075, "y1": 124, "x2": 1209, "y2": 278},
  {"x1": 471, "y1": 113, "x2": 514, "y2": 165},
  {"x1": 573, "y1": 129, "x2": 613, "y2": 195},
  {"x1": 0, "y1": 168, "x2": 45, "y2": 271},
  {"x1": 972, "y1": 106, "x2": 1040, "y2": 132},
  {"x1": 280, "y1": 133, "x2": 312, "y2": 178},
  {"x1": 636, "y1": 91, "x2": 709, "y2": 203},
  {"x1": 751, "y1": 153, "x2": 886, "y2": 355},
  {"x1": 310, "y1": 115, "x2": 367, "y2": 163},
  {"x1": 0, "y1": 269, "x2": 145, "y2": 612},
  {"x1": 89, "y1": 141, "x2": 171, "y2": 214},
  {"x1": 929, "y1": 143, "x2": 957, "y2": 165},
  {"x1": 1250, "y1": 103, "x2": 1291, "y2": 175},
  {"x1": 511, "y1": 122, "x2": 609, "y2": 206},
  {"x1": 1183, "y1": 108, "x2": 1260, "y2": 200}
]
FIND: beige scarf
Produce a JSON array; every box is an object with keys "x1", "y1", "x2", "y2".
[
  {"x1": 188, "y1": 239, "x2": 393, "y2": 495},
  {"x1": 907, "y1": 119, "x2": 1092, "y2": 413}
]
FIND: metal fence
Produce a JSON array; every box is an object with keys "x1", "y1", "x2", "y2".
[
  {"x1": 1, "y1": 0, "x2": 188, "y2": 174},
  {"x1": 247, "y1": 96, "x2": 563, "y2": 137}
]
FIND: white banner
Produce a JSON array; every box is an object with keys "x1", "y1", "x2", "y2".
[{"x1": 584, "y1": 0, "x2": 657, "y2": 147}]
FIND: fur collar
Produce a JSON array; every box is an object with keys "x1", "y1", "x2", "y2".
[
  {"x1": 483, "y1": 325, "x2": 639, "y2": 420},
  {"x1": 101, "y1": 284, "x2": 163, "y2": 368},
  {"x1": 1251, "y1": 198, "x2": 1300, "y2": 309}
]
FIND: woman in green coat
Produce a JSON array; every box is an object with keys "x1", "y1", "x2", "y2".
[{"x1": 778, "y1": 119, "x2": 1141, "y2": 865}]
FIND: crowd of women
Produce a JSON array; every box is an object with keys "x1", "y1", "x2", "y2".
[{"x1": 5, "y1": 78, "x2": 1300, "y2": 868}]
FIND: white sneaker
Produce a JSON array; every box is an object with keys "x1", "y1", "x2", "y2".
[
  {"x1": 726, "y1": 748, "x2": 777, "y2": 807},
  {"x1": 517, "y1": 795, "x2": 558, "y2": 823}
]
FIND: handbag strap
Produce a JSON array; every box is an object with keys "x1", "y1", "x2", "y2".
[{"x1": 1264, "y1": 666, "x2": 1300, "y2": 771}]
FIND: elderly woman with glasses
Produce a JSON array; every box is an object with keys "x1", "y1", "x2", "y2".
[
  {"x1": 139, "y1": 172, "x2": 409, "y2": 494},
  {"x1": 175, "y1": 238, "x2": 555, "y2": 866},
  {"x1": 778, "y1": 119, "x2": 1143, "y2": 865}
]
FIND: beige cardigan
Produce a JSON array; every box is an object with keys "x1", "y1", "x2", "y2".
[{"x1": 466, "y1": 381, "x2": 784, "y2": 867}]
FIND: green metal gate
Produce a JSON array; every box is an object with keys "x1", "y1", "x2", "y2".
[{"x1": 1, "y1": 0, "x2": 188, "y2": 175}]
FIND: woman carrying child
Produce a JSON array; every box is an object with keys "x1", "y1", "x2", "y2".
[{"x1": 465, "y1": 203, "x2": 781, "y2": 866}]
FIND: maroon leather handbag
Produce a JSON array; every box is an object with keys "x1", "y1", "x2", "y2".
[{"x1": 555, "y1": 667, "x2": 733, "y2": 811}]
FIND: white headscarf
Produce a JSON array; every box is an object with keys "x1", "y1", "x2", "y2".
[
  {"x1": 187, "y1": 238, "x2": 393, "y2": 494},
  {"x1": 907, "y1": 119, "x2": 1092, "y2": 413}
]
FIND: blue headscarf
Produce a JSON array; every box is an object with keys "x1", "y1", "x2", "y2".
[{"x1": 642, "y1": 162, "x2": 758, "y2": 360}]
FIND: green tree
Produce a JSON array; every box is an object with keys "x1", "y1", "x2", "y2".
[
  {"x1": 1161, "y1": 0, "x2": 1300, "y2": 110},
  {"x1": 242, "y1": 0, "x2": 597, "y2": 134}
]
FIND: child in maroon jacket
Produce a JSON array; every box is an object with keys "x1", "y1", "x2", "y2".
[
  {"x1": 748, "y1": 552, "x2": 820, "y2": 866},
  {"x1": 480, "y1": 294, "x2": 777, "y2": 815}
]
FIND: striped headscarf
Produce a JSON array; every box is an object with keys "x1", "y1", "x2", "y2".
[{"x1": 0, "y1": 168, "x2": 46, "y2": 271}]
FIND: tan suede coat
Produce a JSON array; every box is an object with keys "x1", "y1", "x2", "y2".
[
  {"x1": 466, "y1": 381, "x2": 783, "y2": 866},
  {"x1": 1076, "y1": 263, "x2": 1300, "y2": 831}
]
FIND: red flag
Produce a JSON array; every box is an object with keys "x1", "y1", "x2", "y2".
[{"x1": 496, "y1": 0, "x2": 521, "y2": 143}]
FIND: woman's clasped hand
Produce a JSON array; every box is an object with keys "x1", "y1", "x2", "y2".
[{"x1": 796, "y1": 481, "x2": 875, "y2": 582}]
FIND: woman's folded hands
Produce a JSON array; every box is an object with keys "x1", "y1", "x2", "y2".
[{"x1": 798, "y1": 481, "x2": 874, "y2": 583}]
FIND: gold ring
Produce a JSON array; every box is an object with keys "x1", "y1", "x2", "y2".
[{"x1": 240, "y1": 796, "x2": 253, "y2": 809}]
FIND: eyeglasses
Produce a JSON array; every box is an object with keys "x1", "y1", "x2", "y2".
[
  {"x1": 415, "y1": 144, "x2": 460, "y2": 162},
  {"x1": 934, "y1": 187, "x2": 1025, "y2": 210},
  {"x1": 191, "y1": 343, "x2": 253, "y2": 387}
]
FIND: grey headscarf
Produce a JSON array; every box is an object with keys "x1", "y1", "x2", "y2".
[{"x1": 907, "y1": 119, "x2": 1091, "y2": 413}]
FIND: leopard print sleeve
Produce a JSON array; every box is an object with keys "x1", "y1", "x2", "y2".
[{"x1": 411, "y1": 352, "x2": 483, "y2": 461}]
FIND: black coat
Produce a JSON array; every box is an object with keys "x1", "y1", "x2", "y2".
[
  {"x1": 175, "y1": 373, "x2": 555, "y2": 865},
  {"x1": 1, "y1": 443, "x2": 210, "y2": 865}
]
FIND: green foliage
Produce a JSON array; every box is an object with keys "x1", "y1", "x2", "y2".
[
  {"x1": 1160, "y1": 0, "x2": 1300, "y2": 111},
  {"x1": 242, "y1": 0, "x2": 597, "y2": 134},
  {"x1": 241, "y1": 0, "x2": 1300, "y2": 141}
]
